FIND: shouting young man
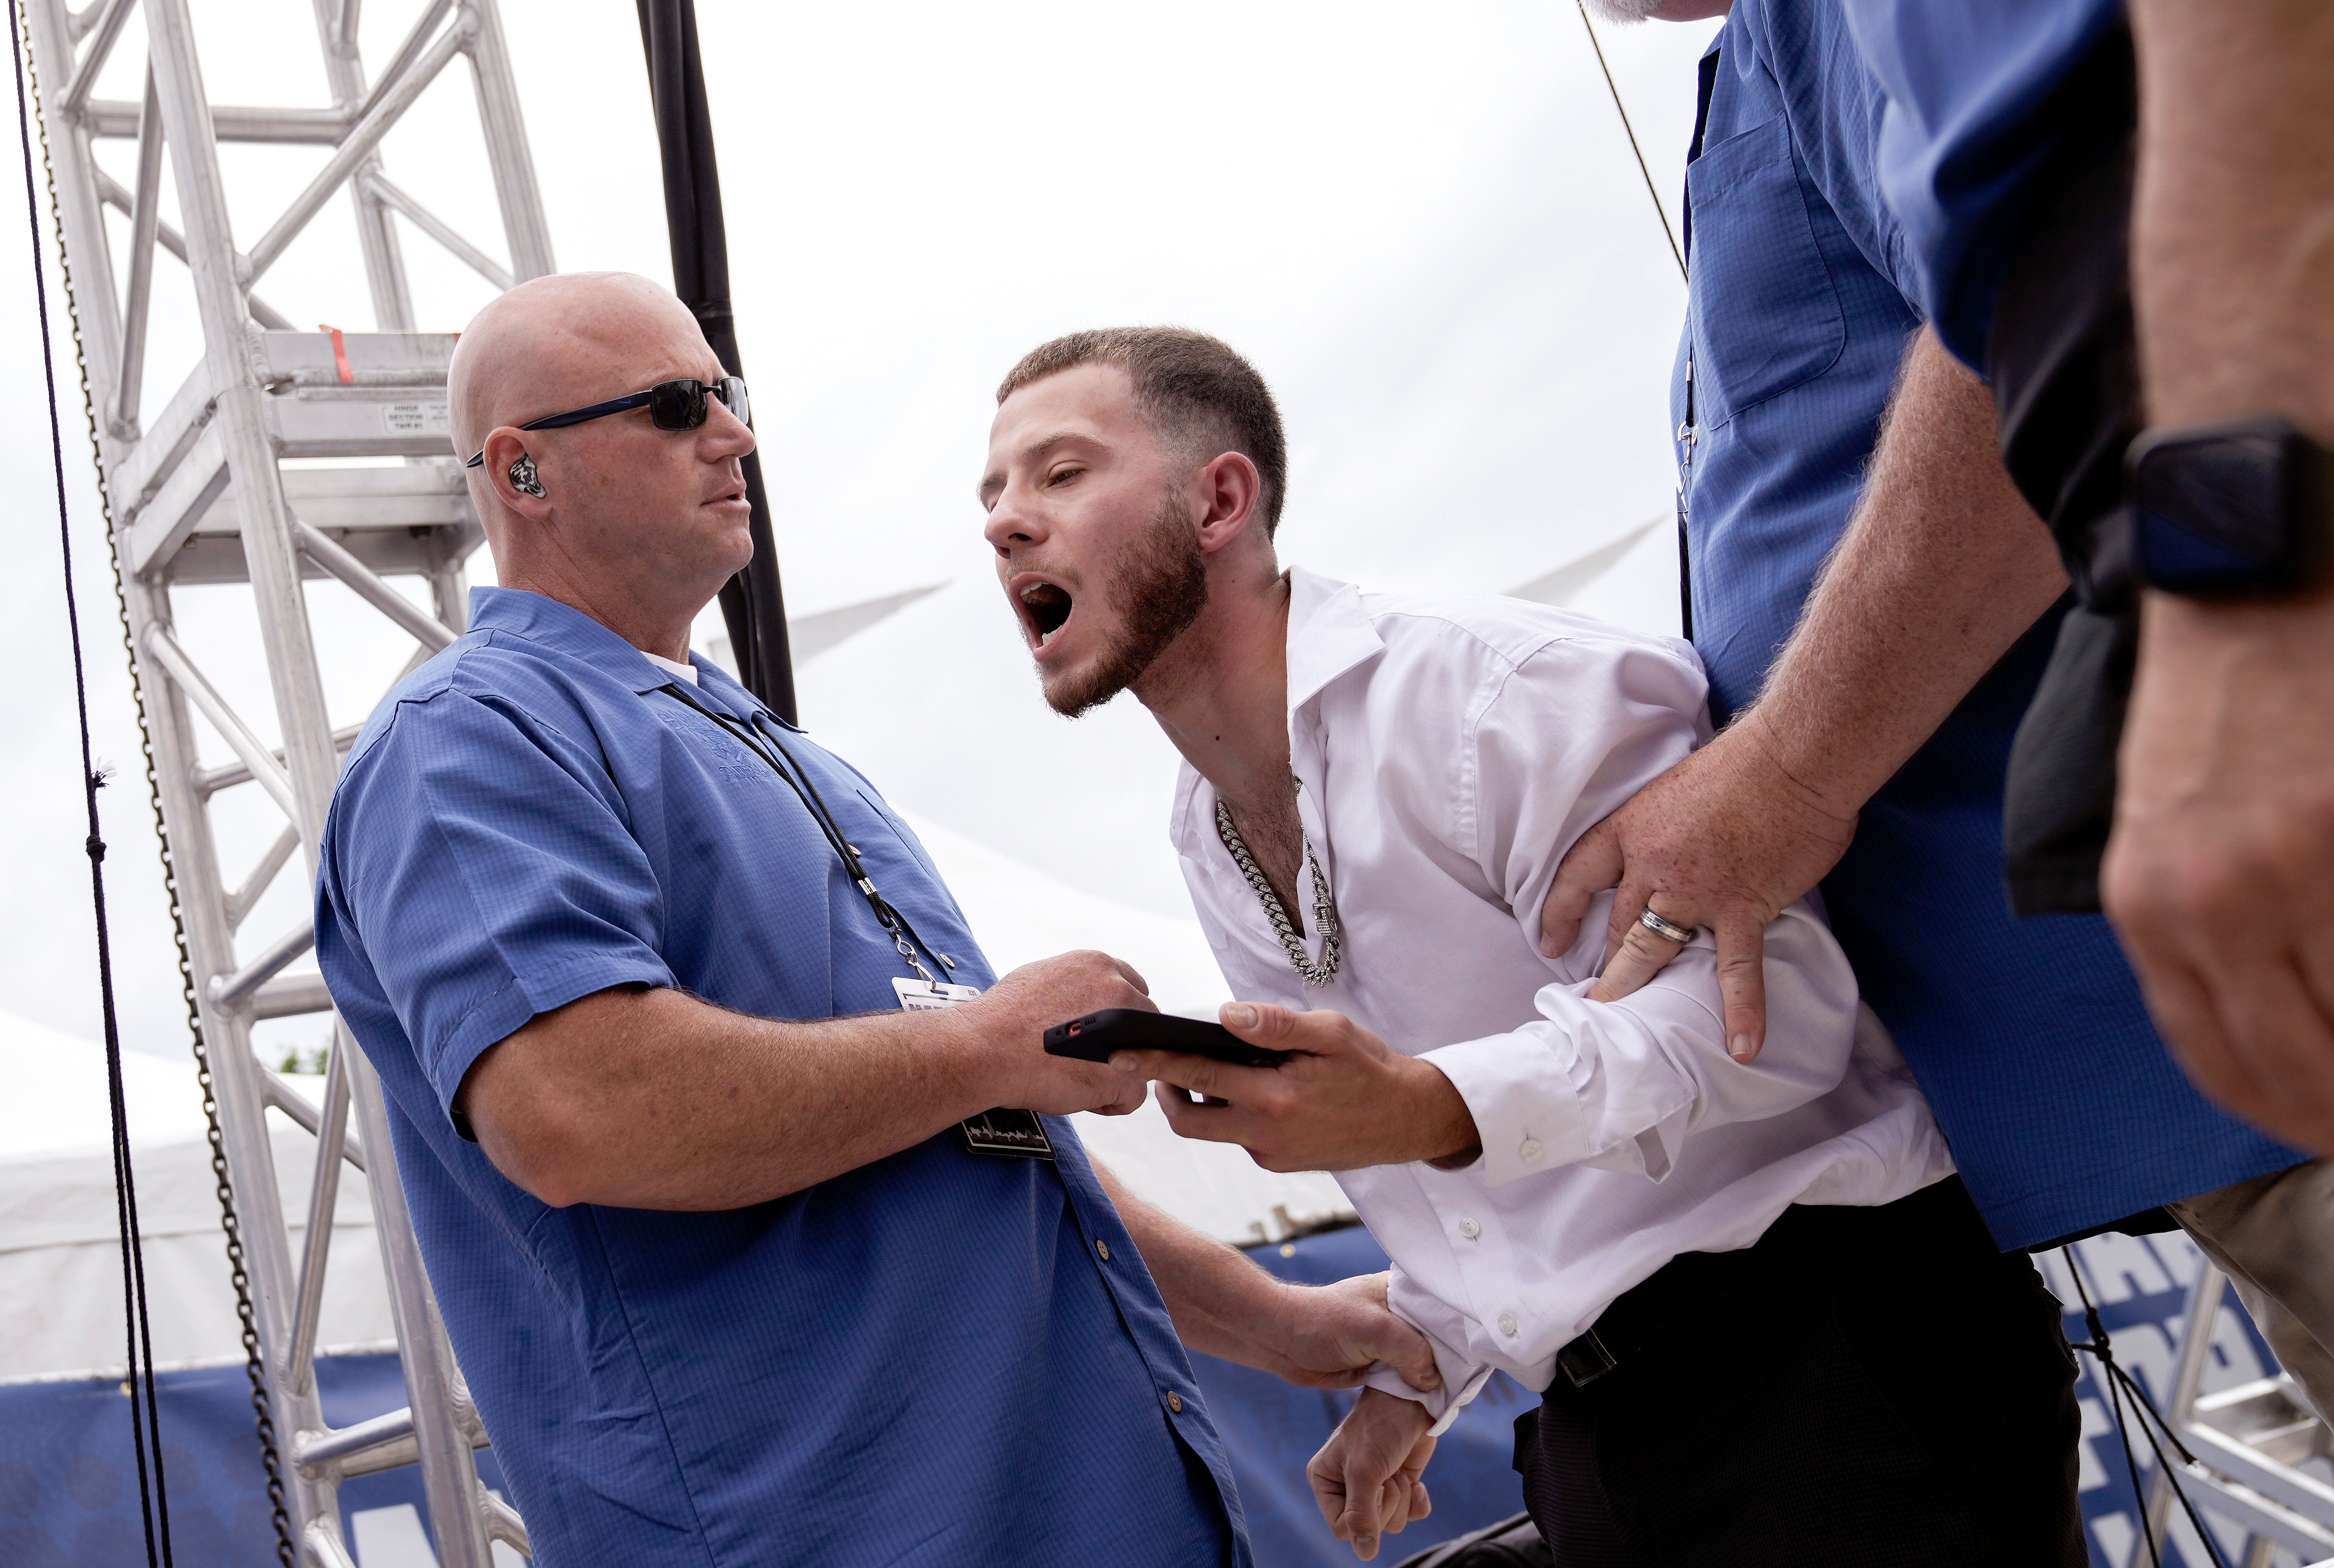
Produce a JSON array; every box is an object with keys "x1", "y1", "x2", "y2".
[
  {"x1": 315, "y1": 281, "x2": 1446, "y2": 1568},
  {"x1": 978, "y1": 327, "x2": 2089, "y2": 1566}
]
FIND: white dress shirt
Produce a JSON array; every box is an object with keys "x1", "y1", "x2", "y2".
[{"x1": 1170, "y1": 567, "x2": 1954, "y2": 1429}]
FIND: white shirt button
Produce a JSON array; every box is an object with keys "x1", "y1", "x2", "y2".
[
  {"x1": 1457, "y1": 1218, "x2": 1482, "y2": 1240},
  {"x1": 1518, "y1": 1139, "x2": 1544, "y2": 1163},
  {"x1": 1498, "y1": 1312, "x2": 1519, "y2": 1336}
]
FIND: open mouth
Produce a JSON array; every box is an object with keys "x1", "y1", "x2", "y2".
[{"x1": 1021, "y1": 582, "x2": 1074, "y2": 648}]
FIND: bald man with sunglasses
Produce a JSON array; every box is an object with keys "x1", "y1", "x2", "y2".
[{"x1": 313, "y1": 273, "x2": 1441, "y2": 1568}]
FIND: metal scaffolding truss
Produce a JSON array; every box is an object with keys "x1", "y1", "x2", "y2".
[
  {"x1": 2129, "y1": 1263, "x2": 2334, "y2": 1568},
  {"x1": 21, "y1": 1, "x2": 546, "y2": 1562}
]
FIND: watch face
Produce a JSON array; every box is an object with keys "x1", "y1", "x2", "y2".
[{"x1": 2129, "y1": 415, "x2": 2328, "y2": 599}]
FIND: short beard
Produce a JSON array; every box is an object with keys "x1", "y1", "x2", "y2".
[
  {"x1": 1043, "y1": 494, "x2": 1209, "y2": 718},
  {"x1": 1584, "y1": 0, "x2": 1659, "y2": 21}
]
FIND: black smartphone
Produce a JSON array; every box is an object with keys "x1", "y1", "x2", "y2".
[{"x1": 1044, "y1": 1008, "x2": 1290, "y2": 1069}]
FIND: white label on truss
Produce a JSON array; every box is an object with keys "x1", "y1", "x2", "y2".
[{"x1": 382, "y1": 401, "x2": 450, "y2": 436}]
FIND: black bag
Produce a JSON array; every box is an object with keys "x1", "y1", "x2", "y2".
[{"x1": 1390, "y1": 1512, "x2": 1552, "y2": 1568}]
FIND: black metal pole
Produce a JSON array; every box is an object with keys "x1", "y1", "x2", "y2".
[{"x1": 636, "y1": 0, "x2": 797, "y2": 721}]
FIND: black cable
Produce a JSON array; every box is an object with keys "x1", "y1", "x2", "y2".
[
  {"x1": 2061, "y1": 1247, "x2": 2230, "y2": 1568},
  {"x1": 9, "y1": 4, "x2": 172, "y2": 1562},
  {"x1": 1574, "y1": 0, "x2": 1687, "y2": 283}
]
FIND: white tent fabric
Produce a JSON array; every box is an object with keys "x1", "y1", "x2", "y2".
[
  {"x1": 0, "y1": 819, "x2": 1347, "y2": 1379},
  {"x1": 0, "y1": 1011, "x2": 392, "y2": 1380}
]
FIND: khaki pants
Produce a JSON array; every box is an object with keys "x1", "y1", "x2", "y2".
[{"x1": 2167, "y1": 1157, "x2": 2334, "y2": 1422}]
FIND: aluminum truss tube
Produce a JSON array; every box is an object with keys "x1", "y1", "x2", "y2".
[
  {"x1": 25, "y1": 8, "x2": 334, "y2": 1536},
  {"x1": 137, "y1": 0, "x2": 378, "y2": 1547},
  {"x1": 345, "y1": 1042, "x2": 498, "y2": 1567},
  {"x1": 151, "y1": 623, "x2": 343, "y2": 1538},
  {"x1": 140, "y1": 625, "x2": 300, "y2": 820},
  {"x1": 208, "y1": 917, "x2": 316, "y2": 1011},
  {"x1": 25, "y1": 2, "x2": 122, "y2": 390},
  {"x1": 145, "y1": 0, "x2": 340, "y2": 849},
  {"x1": 280, "y1": 1026, "x2": 354, "y2": 1398},
  {"x1": 307, "y1": 0, "x2": 414, "y2": 332},
  {"x1": 33, "y1": 2, "x2": 524, "y2": 1558},
  {"x1": 360, "y1": 169, "x2": 513, "y2": 289},
  {"x1": 2130, "y1": 1263, "x2": 2232, "y2": 1568},
  {"x1": 56, "y1": 0, "x2": 132, "y2": 113},
  {"x1": 198, "y1": 642, "x2": 432, "y2": 798},
  {"x1": 262, "y1": 1071, "x2": 366, "y2": 1173},
  {"x1": 111, "y1": 64, "x2": 162, "y2": 438},
  {"x1": 84, "y1": 100, "x2": 351, "y2": 142},
  {"x1": 305, "y1": 1516, "x2": 361, "y2": 1568},
  {"x1": 292, "y1": 517, "x2": 458, "y2": 651},
  {"x1": 486, "y1": 1490, "x2": 531, "y2": 1556},
  {"x1": 244, "y1": 12, "x2": 473, "y2": 283},
  {"x1": 354, "y1": 0, "x2": 453, "y2": 129},
  {"x1": 299, "y1": 1402, "x2": 417, "y2": 1474},
  {"x1": 224, "y1": 821, "x2": 301, "y2": 932},
  {"x1": 95, "y1": 168, "x2": 297, "y2": 329},
  {"x1": 197, "y1": 719, "x2": 361, "y2": 799},
  {"x1": 464, "y1": 0, "x2": 553, "y2": 280}
]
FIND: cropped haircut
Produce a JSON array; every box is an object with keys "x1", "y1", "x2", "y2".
[{"x1": 996, "y1": 327, "x2": 1289, "y2": 536}]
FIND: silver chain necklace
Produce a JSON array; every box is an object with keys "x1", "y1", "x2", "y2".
[{"x1": 1215, "y1": 793, "x2": 1342, "y2": 987}]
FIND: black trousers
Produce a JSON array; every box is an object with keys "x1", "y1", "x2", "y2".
[{"x1": 1511, "y1": 1178, "x2": 2086, "y2": 1568}]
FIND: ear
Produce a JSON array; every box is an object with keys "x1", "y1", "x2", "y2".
[
  {"x1": 1192, "y1": 451, "x2": 1264, "y2": 557},
  {"x1": 480, "y1": 427, "x2": 552, "y2": 522}
]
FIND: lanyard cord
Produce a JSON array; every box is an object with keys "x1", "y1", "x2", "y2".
[{"x1": 654, "y1": 681, "x2": 950, "y2": 983}]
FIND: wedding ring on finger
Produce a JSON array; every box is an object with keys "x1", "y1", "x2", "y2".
[{"x1": 1637, "y1": 906, "x2": 1698, "y2": 945}]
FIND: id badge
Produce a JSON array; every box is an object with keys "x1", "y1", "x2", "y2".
[{"x1": 892, "y1": 978, "x2": 1058, "y2": 1161}]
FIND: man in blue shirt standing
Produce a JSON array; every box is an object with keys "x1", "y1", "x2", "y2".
[
  {"x1": 1541, "y1": 0, "x2": 2334, "y2": 1422},
  {"x1": 314, "y1": 271, "x2": 1441, "y2": 1568},
  {"x1": 1834, "y1": 1, "x2": 2334, "y2": 1162}
]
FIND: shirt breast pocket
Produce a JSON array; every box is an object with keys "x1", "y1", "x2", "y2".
[
  {"x1": 852, "y1": 788, "x2": 941, "y2": 884},
  {"x1": 1686, "y1": 113, "x2": 1848, "y2": 426}
]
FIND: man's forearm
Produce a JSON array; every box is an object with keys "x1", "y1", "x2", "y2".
[
  {"x1": 2094, "y1": 0, "x2": 2334, "y2": 1154},
  {"x1": 1744, "y1": 327, "x2": 2068, "y2": 814},
  {"x1": 2128, "y1": 0, "x2": 2334, "y2": 432},
  {"x1": 1095, "y1": 1159, "x2": 1443, "y2": 1394},
  {"x1": 1095, "y1": 1159, "x2": 1293, "y2": 1361},
  {"x1": 462, "y1": 953, "x2": 1153, "y2": 1209},
  {"x1": 464, "y1": 986, "x2": 1001, "y2": 1210}
]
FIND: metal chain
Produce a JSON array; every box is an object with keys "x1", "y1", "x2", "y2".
[
  {"x1": 1215, "y1": 794, "x2": 1342, "y2": 987},
  {"x1": 13, "y1": 19, "x2": 299, "y2": 1566}
]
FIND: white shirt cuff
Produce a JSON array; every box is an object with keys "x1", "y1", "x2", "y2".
[
  {"x1": 1370, "y1": 1270, "x2": 1500, "y2": 1435},
  {"x1": 1422, "y1": 1013, "x2": 1596, "y2": 1189},
  {"x1": 1364, "y1": 1350, "x2": 1495, "y2": 1437}
]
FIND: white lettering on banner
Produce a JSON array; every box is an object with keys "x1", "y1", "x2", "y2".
[
  {"x1": 2067, "y1": 1230, "x2": 2181, "y2": 1303},
  {"x1": 381, "y1": 401, "x2": 450, "y2": 436}
]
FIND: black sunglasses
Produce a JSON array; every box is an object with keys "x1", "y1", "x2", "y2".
[{"x1": 464, "y1": 375, "x2": 750, "y2": 467}]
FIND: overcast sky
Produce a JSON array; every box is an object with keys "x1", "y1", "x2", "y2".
[{"x1": 0, "y1": 0, "x2": 1721, "y2": 1060}]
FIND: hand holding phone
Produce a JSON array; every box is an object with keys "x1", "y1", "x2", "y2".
[{"x1": 1044, "y1": 1008, "x2": 1292, "y2": 1069}]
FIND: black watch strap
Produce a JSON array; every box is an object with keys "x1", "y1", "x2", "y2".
[{"x1": 2128, "y1": 414, "x2": 2334, "y2": 601}]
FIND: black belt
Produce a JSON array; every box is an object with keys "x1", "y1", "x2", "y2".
[{"x1": 1553, "y1": 1178, "x2": 1970, "y2": 1388}]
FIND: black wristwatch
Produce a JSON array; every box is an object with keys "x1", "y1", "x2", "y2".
[{"x1": 2127, "y1": 414, "x2": 2334, "y2": 600}]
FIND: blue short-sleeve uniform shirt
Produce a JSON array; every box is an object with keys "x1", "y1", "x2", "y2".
[
  {"x1": 1678, "y1": 0, "x2": 2297, "y2": 1249},
  {"x1": 315, "y1": 587, "x2": 1249, "y2": 1568},
  {"x1": 1836, "y1": 0, "x2": 2121, "y2": 368}
]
